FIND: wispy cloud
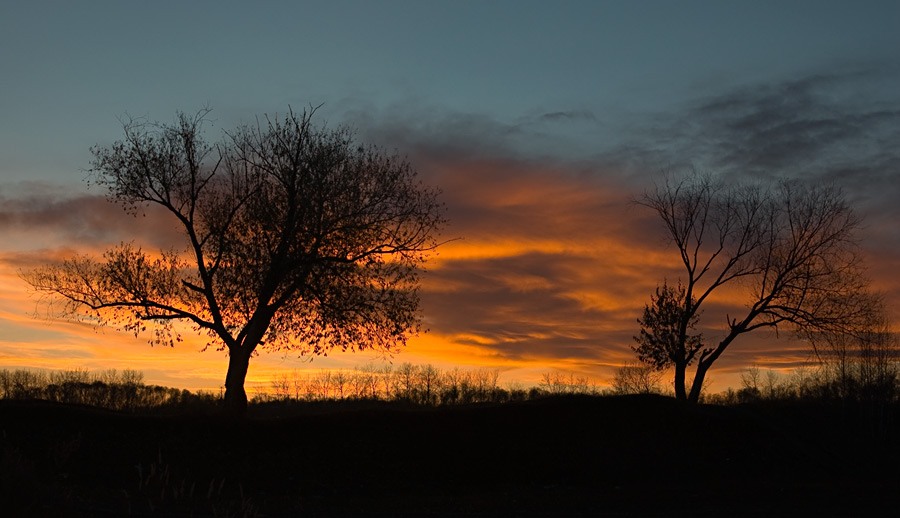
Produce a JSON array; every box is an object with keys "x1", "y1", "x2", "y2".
[
  {"x1": 604, "y1": 69, "x2": 900, "y2": 187},
  {"x1": 337, "y1": 98, "x2": 606, "y2": 165},
  {"x1": 687, "y1": 71, "x2": 900, "y2": 180},
  {"x1": 0, "y1": 182, "x2": 182, "y2": 253}
]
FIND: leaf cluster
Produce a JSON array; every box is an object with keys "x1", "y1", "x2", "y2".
[{"x1": 633, "y1": 281, "x2": 703, "y2": 370}]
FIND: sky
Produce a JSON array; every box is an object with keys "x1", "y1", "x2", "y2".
[{"x1": 1, "y1": 1, "x2": 899, "y2": 393}]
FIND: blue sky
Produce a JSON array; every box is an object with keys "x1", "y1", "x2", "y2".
[
  {"x1": 1, "y1": 1, "x2": 899, "y2": 391},
  {"x1": 4, "y1": 1, "x2": 897, "y2": 183}
]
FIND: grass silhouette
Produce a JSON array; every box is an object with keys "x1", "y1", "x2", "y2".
[{"x1": 2, "y1": 370, "x2": 899, "y2": 516}]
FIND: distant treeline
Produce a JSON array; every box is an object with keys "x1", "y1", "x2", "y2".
[
  {"x1": 265, "y1": 356, "x2": 900, "y2": 406},
  {"x1": 261, "y1": 364, "x2": 608, "y2": 405},
  {"x1": 0, "y1": 365, "x2": 603, "y2": 411},
  {"x1": 709, "y1": 360, "x2": 899, "y2": 405},
  {"x1": 0, "y1": 364, "x2": 608, "y2": 412},
  {"x1": 2, "y1": 350, "x2": 897, "y2": 413},
  {"x1": 0, "y1": 368, "x2": 218, "y2": 412}
]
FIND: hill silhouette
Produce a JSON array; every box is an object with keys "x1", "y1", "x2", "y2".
[{"x1": 2, "y1": 394, "x2": 898, "y2": 516}]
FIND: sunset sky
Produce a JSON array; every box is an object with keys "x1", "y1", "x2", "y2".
[{"x1": 2, "y1": 1, "x2": 899, "y2": 393}]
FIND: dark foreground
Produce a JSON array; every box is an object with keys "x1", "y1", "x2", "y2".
[{"x1": 2, "y1": 395, "x2": 898, "y2": 517}]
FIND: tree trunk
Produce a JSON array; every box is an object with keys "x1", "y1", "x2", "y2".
[
  {"x1": 673, "y1": 361, "x2": 687, "y2": 401},
  {"x1": 688, "y1": 334, "x2": 738, "y2": 403},
  {"x1": 687, "y1": 361, "x2": 711, "y2": 403},
  {"x1": 224, "y1": 348, "x2": 250, "y2": 416}
]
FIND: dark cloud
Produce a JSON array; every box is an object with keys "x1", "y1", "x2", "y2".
[
  {"x1": 0, "y1": 249, "x2": 79, "y2": 270},
  {"x1": 337, "y1": 103, "x2": 523, "y2": 162},
  {"x1": 337, "y1": 99, "x2": 606, "y2": 167},
  {"x1": 607, "y1": 69, "x2": 900, "y2": 185},
  {"x1": 422, "y1": 252, "x2": 635, "y2": 362},
  {"x1": 536, "y1": 110, "x2": 597, "y2": 123},
  {"x1": 689, "y1": 72, "x2": 900, "y2": 180},
  {"x1": 0, "y1": 183, "x2": 182, "y2": 251},
  {"x1": 408, "y1": 156, "x2": 687, "y2": 365},
  {"x1": 597, "y1": 68, "x2": 900, "y2": 268}
]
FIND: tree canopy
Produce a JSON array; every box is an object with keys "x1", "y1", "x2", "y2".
[{"x1": 25, "y1": 108, "x2": 446, "y2": 414}]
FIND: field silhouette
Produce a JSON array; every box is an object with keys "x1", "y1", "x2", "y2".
[{"x1": 3, "y1": 380, "x2": 899, "y2": 516}]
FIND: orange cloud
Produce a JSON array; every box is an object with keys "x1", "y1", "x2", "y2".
[{"x1": 2, "y1": 155, "x2": 898, "y2": 396}]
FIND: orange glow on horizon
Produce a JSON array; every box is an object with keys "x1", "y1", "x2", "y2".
[{"x1": 3, "y1": 162, "x2": 898, "y2": 398}]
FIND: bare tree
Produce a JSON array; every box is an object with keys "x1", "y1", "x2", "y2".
[
  {"x1": 809, "y1": 302, "x2": 899, "y2": 401},
  {"x1": 23, "y1": 108, "x2": 445, "y2": 415},
  {"x1": 611, "y1": 362, "x2": 662, "y2": 395},
  {"x1": 638, "y1": 174, "x2": 871, "y2": 402},
  {"x1": 271, "y1": 372, "x2": 292, "y2": 399},
  {"x1": 331, "y1": 370, "x2": 350, "y2": 400},
  {"x1": 349, "y1": 365, "x2": 375, "y2": 399},
  {"x1": 415, "y1": 364, "x2": 442, "y2": 405},
  {"x1": 358, "y1": 363, "x2": 382, "y2": 399},
  {"x1": 392, "y1": 362, "x2": 417, "y2": 401}
]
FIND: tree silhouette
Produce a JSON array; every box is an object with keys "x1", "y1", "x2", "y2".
[
  {"x1": 611, "y1": 362, "x2": 662, "y2": 395},
  {"x1": 808, "y1": 301, "x2": 899, "y2": 401},
  {"x1": 633, "y1": 281, "x2": 702, "y2": 399},
  {"x1": 638, "y1": 174, "x2": 871, "y2": 402},
  {"x1": 24, "y1": 108, "x2": 445, "y2": 415}
]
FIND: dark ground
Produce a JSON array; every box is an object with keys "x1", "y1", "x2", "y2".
[{"x1": 2, "y1": 394, "x2": 898, "y2": 517}]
